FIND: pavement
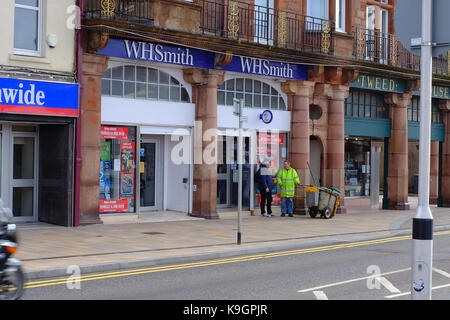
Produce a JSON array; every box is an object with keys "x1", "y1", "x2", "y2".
[{"x1": 14, "y1": 197, "x2": 450, "y2": 280}]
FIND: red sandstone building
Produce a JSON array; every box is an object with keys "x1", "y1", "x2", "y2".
[{"x1": 76, "y1": 0, "x2": 450, "y2": 225}]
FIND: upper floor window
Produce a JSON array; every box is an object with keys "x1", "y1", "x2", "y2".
[
  {"x1": 335, "y1": 0, "x2": 346, "y2": 32},
  {"x1": 14, "y1": 0, "x2": 42, "y2": 56},
  {"x1": 218, "y1": 78, "x2": 287, "y2": 111},
  {"x1": 307, "y1": 0, "x2": 329, "y2": 20},
  {"x1": 102, "y1": 65, "x2": 191, "y2": 103}
]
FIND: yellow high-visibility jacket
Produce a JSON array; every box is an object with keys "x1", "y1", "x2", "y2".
[{"x1": 276, "y1": 168, "x2": 300, "y2": 198}]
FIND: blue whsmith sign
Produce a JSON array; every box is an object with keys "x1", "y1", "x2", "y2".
[{"x1": 98, "y1": 38, "x2": 308, "y2": 81}]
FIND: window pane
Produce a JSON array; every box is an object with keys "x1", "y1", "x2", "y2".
[
  {"x1": 112, "y1": 67, "x2": 123, "y2": 80},
  {"x1": 236, "y1": 79, "x2": 244, "y2": 92},
  {"x1": 254, "y1": 81, "x2": 261, "y2": 93},
  {"x1": 148, "y1": 84, "x2": 158, "y2": 99},
  {"x1": 254, "y1": 95, "x2": 262, "y2": 108},
  {"x1": 263, "y1": 83, "x2": 270, "y2": 94},
  {"x1": 159, "y1": 85, "x2": 169, "y2": 100},
  {"x1": 245, "y1": 94, "x2": 252, "y2": 107},
  {"x1": 170, "y1": 86, "x2": 181, "y2": 101},
  {"x1": 136, "y1": 82, "x2": 146, "y2": 99},
  {"x1": 103, "y1": 68, "x2": 111, "y2": 79},
  {"x1": 226, "y1": 92, "x2": 234, "y2": 105},
  {"x1": 218, "y1": 91, "x2": 225, "y2": 105},
  {"x1": 136, "y1": 67, "x2": 146, "y2": 82},
  {"x1": 102, "y1": 79, "x2": 111, "y2": 95},
  {"x1": 124, "y1": 82, "x2": 135, "y2": 98},
  {"x1": 245, "y1": 79, "x2": 253, "y2": 93},
  {"x1": 124, "y1": 66, "x2": 135, "y2": 81},
  {"x1": 279, "y1": 97, "x2": 286, "y2": 110},
  {"x1": 271, "y1": 96, "x2": 278, "y2": 109},
  {"x1": 159, "y1": 72, "x2": 169, "y2": 85},
  {"x1": 263, "y1": 95, "x2": 270, "y2": 108},
  {"x1": 14, "y1": 7, "x2": 39, "y2": 51},
  {"x1": 148, "y1": 69, "x2": 158, "y2": 83},
  {"x1": 170, "y1": 77, "x2": 180, "y2": 86},
  {"x1": 111, "y1": 81, "x2": 123, "y2": 96},
  {"x1": 181, "y1": 88, "x2": 190, "y2": 102},
  {"x1": 16, "y1": 0, "x2": 39, "y2": 6},
  {"x1": 226, "y1": 80, "x2": 235, "y2": 91}
]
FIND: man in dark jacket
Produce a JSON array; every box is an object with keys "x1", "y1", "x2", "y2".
[{"x1": 257, "y1": 162, "x2": 274, "y2": 217}]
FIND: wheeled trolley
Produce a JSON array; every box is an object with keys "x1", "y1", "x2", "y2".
[{"x1": 305, "y1": 186, "x2": 340, "y2": 219}]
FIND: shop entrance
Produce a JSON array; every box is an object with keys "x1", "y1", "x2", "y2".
[
  {"x1": 217, "y1": 136, "x2": 251, "y2": 208},
  {"x1": 140, "y1": 136, "x2": 163, "y2": 211}
]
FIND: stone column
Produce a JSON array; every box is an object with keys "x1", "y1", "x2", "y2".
[
  {"x1": 385, "y1": 92, "x2": 412, "y2": 210},
  {"x1": 281, "y1": 80, "x2": 315, "y2": 214},
  {"x1": 326, "y1": 85, "x2": 349, "y2": 213},
  {"x1": 440, "y1": 101, "x2": 450, "y2": 207},
  {"x1": 429, "y1": 141, "x2": 439, "y2": 205},
  {"x1": 184, "y1": 68, "x2": 224, "y2": 219},
  {"x1": 79, "y1": 53, "x2": 109, "y2": 225}
]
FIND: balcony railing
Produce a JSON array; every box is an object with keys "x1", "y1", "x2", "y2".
[
  {"x1": 84, "y1": 0, "x2": 153, "y2": 25},
  {"x1": 200, "y1": 0, "x2": 334, "y2": 54},
  {"x1": 354, "y1": 27, "x2": 449, "y2": 76}
]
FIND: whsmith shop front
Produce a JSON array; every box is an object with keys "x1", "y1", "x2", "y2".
[
  {"x1": 0, "y1": 77, "x2": 79, "y2": 226},
  {"x1": 344, "y1": 73, "x2": 446, "y2": 210},
  {"x1": 95, "y1": 37, "x2": 308, "y2": 217}
]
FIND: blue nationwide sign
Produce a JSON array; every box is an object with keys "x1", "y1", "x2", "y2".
[{"x1": 98, "y1": 38, "x2": 308, "y2": 81}]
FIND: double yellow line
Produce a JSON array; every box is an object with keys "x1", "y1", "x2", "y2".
[{"x1": 24, "y1": 230, "x2": 450, "y2": 290}]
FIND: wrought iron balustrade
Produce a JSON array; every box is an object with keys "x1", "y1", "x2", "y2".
[
  {"x1": 200, "y1": 0, "x2": 334, "y2": 54},
  {"x1": 85, "y1": 0, "x2": 153, "y2": 25},
  {"x1": 354, "y1": 27, "x2": 449, "y2": 76}
]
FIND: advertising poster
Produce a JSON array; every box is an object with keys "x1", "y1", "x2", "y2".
[
  {"x1": 120, "y1": 141, "x2": 135, "y2": 200},
  {"x1": 99, "y1": 160, "x2": 111, "y2": 200},
  {"x1": 257, "y1": 134, "x2": 284, "y2": 206}
]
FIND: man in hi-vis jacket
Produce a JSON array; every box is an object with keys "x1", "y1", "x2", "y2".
[{"x1": 276, "y1": 160, "x2": 300, "y2": 217}]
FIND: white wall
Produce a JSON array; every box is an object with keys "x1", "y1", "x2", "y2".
[
  {"x1": 102, "y1": 96, "x2": 195, "y2": 127},
  {"x1": 0, "y1": 0, "x2": 76, "y2": 73},
  {"x1": 218, "y1": 105, "x2": 291, "y2": 132}
]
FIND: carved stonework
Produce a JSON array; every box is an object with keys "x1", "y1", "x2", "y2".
[
  {"x1": 356, "y1": 28, "x2": 366, "y2": 59},
  {"x1": 85, "y1": 31, "x2": 110, "y2": 54}
]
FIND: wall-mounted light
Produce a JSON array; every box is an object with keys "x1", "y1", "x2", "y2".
[{"x1": 47, "y1": 34, "x2": 59, "y2": 48}]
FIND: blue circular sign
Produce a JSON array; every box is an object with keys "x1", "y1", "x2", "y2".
[{"x1": 260, "y1": 110, "x2": 273, "y2": 124}]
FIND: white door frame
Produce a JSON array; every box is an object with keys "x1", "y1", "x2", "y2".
[
  {"x1": 139, "y1": 137, "x2": 162, "y2": 212},
  {"x1": 9, "y1": 130, "x2": 39, "y2": 222}
]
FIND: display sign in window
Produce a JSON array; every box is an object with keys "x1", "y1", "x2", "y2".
[{"x1": 99, "y1": 126, "x2": 136, "y2": 213}]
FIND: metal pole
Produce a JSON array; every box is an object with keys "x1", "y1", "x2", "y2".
[
  {"x1": 412, "y1": 0, "x2": 433, "y2": 300},
  {"x1": 237, "y1": 101, "x2": 243, "y2": 245}
]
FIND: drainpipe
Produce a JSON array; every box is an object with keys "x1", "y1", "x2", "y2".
[{"x1": 74, "y1": 0, "x2": 84, "y2": 227}]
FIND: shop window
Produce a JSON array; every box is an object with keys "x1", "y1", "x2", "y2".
[
  {"x1": 99, "y1": 126, "x2": 136, "y2": 214},
  {"x1": 345, "y1": 89, "x2": 388, "y2": 119},
  {"x1": 345, "y1": 137, "x2": 371, "y2": 197},
  {"x1": 102, "y1": 66, "x2": 190, "y2": 103},
  {"x1": 408, "y1": 97, "x2": 443, "y2": 123},
  {"x1": 218, "y1": 78, "x2": 287, "y2": 110}
]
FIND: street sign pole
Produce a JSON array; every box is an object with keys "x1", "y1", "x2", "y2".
[
  {"x1": 234, "y1": 99, "x2": 245, "y2": 245},
  {"x1": 412, "y1": 0, "x2": 434, "y2": 300}
]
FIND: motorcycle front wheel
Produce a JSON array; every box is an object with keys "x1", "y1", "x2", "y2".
[{"x1": 0, "y1": 266, "x2": 24, "y2": 300}]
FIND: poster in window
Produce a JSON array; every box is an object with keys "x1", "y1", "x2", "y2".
[
  {"x1": 120, "y1": 141, "x2": 135, "y2": 173},
  {"x1": 100, "y1": 160, "x2": 111, "y2": 200},
  {"x1": 120, "y1": 173, "x2": 134, "y2": 199}
]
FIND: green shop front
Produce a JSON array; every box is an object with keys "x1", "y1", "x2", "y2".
[{"x1": 344, "y1": 74, "x2": 446, "y2": 210}]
